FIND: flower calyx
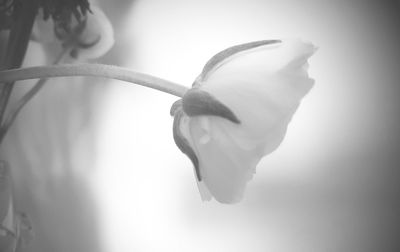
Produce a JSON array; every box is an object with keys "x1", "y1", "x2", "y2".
[
  {"x1": 171, "y1": 100, "x2": 201, "y2": 181},
  {"x1": 170, "y1": 87, "x2": 242, "y2": 181},
  {"x1": 182, "y1": 88, "x2": 240, "y2": 124}
]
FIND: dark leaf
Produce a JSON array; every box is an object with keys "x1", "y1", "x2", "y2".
[
  {"x1": 172, "y1": 106, "x2": 201, "y2": 181},
  {"x1": 182, "y1": 88, "x2": 240, "y2": 124}
]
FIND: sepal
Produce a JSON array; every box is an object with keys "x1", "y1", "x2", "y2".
[
  {"x1": 171, "y1": 104, "x2": 201, "y2": 181},
  {"x1": 182, "y1": 88, "x2": 240, "y2": 124},
  {"x1": 199, "y1": 39, "x2": 281, "y2": 81}
]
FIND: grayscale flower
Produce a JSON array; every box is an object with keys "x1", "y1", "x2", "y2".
[
  {"x1": 172, "y1": 39, "x2": 316, "y2": 203},
  {"x1": 32, "y1": 4, "x2": 114, "y2": 60}
]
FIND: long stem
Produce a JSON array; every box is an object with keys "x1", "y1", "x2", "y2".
[
  {"x1": 0, "y1": 64, "x2": 189, "y2": 97},
  {"x1": 0, "y1": 0, "x2": 39, "y2": 129}
]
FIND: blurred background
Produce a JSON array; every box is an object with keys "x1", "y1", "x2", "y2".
[{"x1": 1, "y1": 0, "x2": 400, "y2": 251}]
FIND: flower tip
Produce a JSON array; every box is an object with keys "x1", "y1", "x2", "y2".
[
  {"x1": 170, "y1": 99, "x2": 182, "y2": 116},
  {"x1": 197, "y1": 181, "x2": 212, "y2": 201},
  {"x1": 307, "y1": 43, "x2": 318, "y2": 57},
  {"x1": 197, "y1": 180, "x2": 243, "y2": 204},
  {"x1": 300, "y1": 38, "x2": 318, "y2": 57}
]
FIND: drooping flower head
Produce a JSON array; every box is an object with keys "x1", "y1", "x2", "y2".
[
  {"x1": 172, "y1": 39, "x2": 316, "y2": 203},
  {"x1": 31, "y1": 2, "x2": 114, "y2": 60}
]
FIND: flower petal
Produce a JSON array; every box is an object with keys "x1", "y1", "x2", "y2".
[
  {"x1": 184, "y1": 116, "x2": 263, "y2": 203},
  {"x1": 31, "y1": 5, "x2": 114, "y2": 60},
  {"x1": 72, "y1": 6, "x2": 114, "y2": 60},
  {"x1": 176, "y1": 39, "x2": 316, "y2": 203},
  {"x1": 199, "y1": 39, "x2": 316, "y2": 154},
  {"x1": 172, "y1": 107, "x2": 201, "y2": 181},
  {"x1": 178, "y1": 114, "x2": 212, "y2": 201},
  {"x1": 199, "y1": 39, "x2": 281, "y2": 81}
]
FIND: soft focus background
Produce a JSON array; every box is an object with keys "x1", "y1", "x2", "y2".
[{"x1": 2, "y1": 0, "x2": 400, "y2": 252}]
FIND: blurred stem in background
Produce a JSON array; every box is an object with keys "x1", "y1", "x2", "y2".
[
  {"x1": 0, "y1": 0, "x2": 39, "y2": 145},
  {"x1": 0, "y1": 0, "x2": 183, "y2": 147},
  {"x1": 0, "y1": 47, "x2": 70, "y2": 144},
  {"x1": 0, "y1": 0, "x2": 112, "y2": 146}
]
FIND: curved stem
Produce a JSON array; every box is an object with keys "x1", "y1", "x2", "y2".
[
  {"x1": 0, "y1": 0, "x2": 39, "y2": 133},
  {"x1": 0, "y1": 64, "x2": 189, "y2": 97}
]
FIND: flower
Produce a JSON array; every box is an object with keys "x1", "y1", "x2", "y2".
[
  {"x1": 31, "y1": 4, "x2": 114, "y2": 60},
  {"x1": 172, "y1": 39, "x2": 316, "y2": 203},
  {"x1": 68, "y1": 5, "x2": 114, "y2": 60}
]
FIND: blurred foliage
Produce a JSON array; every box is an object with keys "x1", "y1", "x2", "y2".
[
  {"x1": 0, "y1": 0, "x2": 90, "y2": 31},
  {"x1": 0, "y1": 0, "x2": 135, "y2": 250}
]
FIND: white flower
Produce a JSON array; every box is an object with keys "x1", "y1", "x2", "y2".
[
  {"x1": 31, "y1": 5, "x2": 114, "y2": 60},
  {"x1": 172, "y1": 39, "x2": 316, "y2": 203},
  {"x1": 70, "y1": 5, "x2": 114, "y2": 60}
]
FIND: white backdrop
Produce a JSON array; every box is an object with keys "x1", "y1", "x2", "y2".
[{"x1": 91, "y1": 0, "x2": 400, "y2": 252}]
